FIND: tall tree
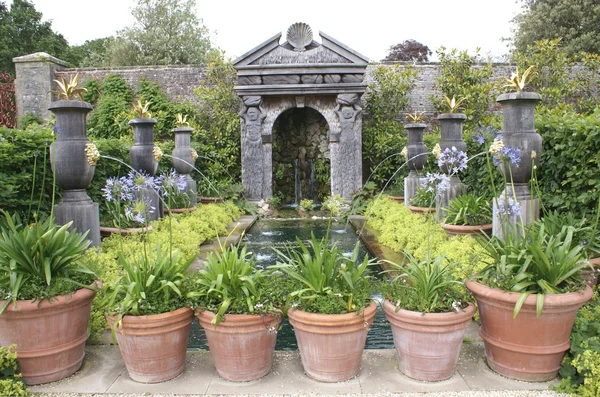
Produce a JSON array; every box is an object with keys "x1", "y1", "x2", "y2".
[
  {"x1": 107, "y1": 0, "x2": 213, "y2": 66},
  {"x1": 382, "y1": 40, "x2": 431, "y2": 62},
  {"x1": 512, "y1": 0, "x2": 600, "y2": 57},
  {"x1": 0, "y1": 0, "x2": 69, "y2": 74},
  {"x1": 63, "y1": 37, "x2": 113, "y2": 67}
]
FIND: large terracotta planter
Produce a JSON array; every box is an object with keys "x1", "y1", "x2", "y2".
[
  {"x1": 196, "y1": 310, "x2": 282, "y2": 381},
  {"x1": 408, "y1": 205, "x2": 435, "y2": 215},
  {"x1": 287, "y1": 301, "x2": 376, "y2": 382},
  {"x1": 583, "y1": 257, "x2": 600, "y2": 287},
  {"x1": 163, "y1": 206, "x2": 197, "y2": 215},
  {"x1": 199, "y1": 196, "x2": 224, "y2": 204},
  {"x1": 387, "y1": 195, "x2": 404, "y2": 204},
  {"x1": 465, "y1": 279, "x2": 593, "y2": 381},
  {"x1": 107, "y1": 307, "x2": 193, "y2": 383},
  {"x1": 384, "y1": 300, "x2": 475, "y2": 381},
  {"x1": 0, "y1": 285, "x2": 97, "y2": 385},
  {"x1": 442, "y1": 223, "x2": 492, "y2": 238}
]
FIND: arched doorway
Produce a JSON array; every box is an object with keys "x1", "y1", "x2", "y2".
[{"x1": 272, "y1": 107, "x2": 330, "y2": 204}]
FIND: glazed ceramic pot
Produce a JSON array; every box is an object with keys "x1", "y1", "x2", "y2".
[
  {"x1": 196, "y1": 310, "x2": 281, "y2": 381},
  {"x1": 107, "y1": 307, "x2": 193, "y2": 383},
  {"x1": 465, "y1": 279, "x2": 592, "y2": 381},
  {"x1": 287, "y1": 301, "x2": 376, "y2": 382},
  {"x1": 0, "y1": 284, "x2": 98, "y2": 385},
  {"x1": 384, "y1": 300, "x2": 475, "y2": 381},
  {"x1": 442, "y1": 223, "x2": 492, "y2": 238}
]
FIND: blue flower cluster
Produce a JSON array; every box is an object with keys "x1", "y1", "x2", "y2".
[
  {"x1": 497, "y1": 197, "x2": 522, "y2": 217},
  {"x1": 438, "y1": 146, "x2": 468, "y2": 175},
  {"x1": 422, "y1": 172, "x2": 451, "y2": 194},
  {"x1": 472, "y1": 125, "x2": 502, "y2": 145},
  {"x1": 102, "y1": 171, "x2": 157, "y2": 226}
]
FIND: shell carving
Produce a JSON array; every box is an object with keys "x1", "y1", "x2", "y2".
[{"x1": 287, "y1": 23, "x2": 313, "y2": 52}]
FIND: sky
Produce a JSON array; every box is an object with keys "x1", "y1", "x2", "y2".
[{"x1": 11, "y1": 0, "x2": 525, "y2": 62}]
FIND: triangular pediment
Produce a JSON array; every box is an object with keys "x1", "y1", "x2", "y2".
[{"x1": 233, "y1": 29, "x2": 369, "y2": 67}]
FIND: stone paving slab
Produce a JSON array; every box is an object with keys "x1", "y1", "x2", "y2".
[{"x1": 31, "y1": 344, "x2": 561, "y2": 396}]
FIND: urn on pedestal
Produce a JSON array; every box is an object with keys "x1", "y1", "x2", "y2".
[
  {"x1": 171, "y1": 125, "x2": 197, "y2": 207},
  {"x1": 403, "y1": 123, "x2": 428, "y2": 207}
]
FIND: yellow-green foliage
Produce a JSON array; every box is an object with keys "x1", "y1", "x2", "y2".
[
  {"x1": 87, "y1": 202, "x2": 242, "y2": 340},
  {"x1": 365, "y1": 197, "x2": 487, "y2": 281},
  {"x1": 0, "y1": 379, "x2": 29, "y2": 397},
  {"x1": 0, "y1": 345, "x2": 29, "y2": 397}
]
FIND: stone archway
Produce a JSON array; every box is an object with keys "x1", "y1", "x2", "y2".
[{"x1": 234, "y1": 23, "x2": 368, "y2": 201}]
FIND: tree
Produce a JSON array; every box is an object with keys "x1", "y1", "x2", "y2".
[
  {"x1": 512, "y1": 0, "x2": 600, "y2": 57},
  {"x1": 382, "y1": 40, "x2": 431, "y2": 62},
  {"x1": 63, "y1": 37, "x2": 113, "y2": 67},
  {"x1": 0, "y1": 0, "x2": 69, "y2": 74},
  {"x1": 107, "y1": 0, "x2": 213, "y2": 66}
]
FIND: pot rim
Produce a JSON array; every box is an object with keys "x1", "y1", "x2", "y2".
[
  {"x1": 404, "y1": 123, "x2": 427, "y2": 129},
  {"x1": 287, "y1": 300, "x2": 376, "y2": 323},
  {"x1": 48, "y1": 100, "x2": 93, "y2": 111},
  {"x1": 106, "y1": 306, "x2": 193, "y2": 327},
  {"x1": 196, "y1": 309, "x2": 282, "y2": 326},
  {"x1": 129, "y1": 118, "x2": 158, "y2": 125},
  {"x1": 442, "y1": 223, "x2": 492, "y2": 230},
  {"x1": 1, "y1": 280, "x2": 100, "y2": 312},
  {"x1": 172, "y1": 126, "x2": 194, "y2": 133},
  {"x1": 465, "y1": 279, "x2": 593, "y2": 307},
  {"x1": 408, "y1": 205, "x2": 435, "y2": 212},
  {"x1": 438, "y1": 113, "x2": 467, "y2": 120},
  {"x1": 497, "y1": 91, "x2": 542, "y2": 102},
  {"x1": 383, "y1": 299, "x2": 475, "y2": 324}
]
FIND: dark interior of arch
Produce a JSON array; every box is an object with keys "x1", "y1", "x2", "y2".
[{"x1": 272, "y1": 107, "x2": 330, "y2": 204}]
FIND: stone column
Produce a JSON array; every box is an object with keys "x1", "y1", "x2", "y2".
[
  {"x1": 333, "y1": 93, "x2": 363, "y2": 201},
  {"x1": 172, "y1": 126, "x2": 197, "y2": 206},
  {"x1": 493, "y1": 92, "x2": 542, "y2": 238},
  {"x1": 240, "y1": 96, "x2": 267, "y2": 202},
  {"x1": 49, "y1": 100, "x2": 100, "y2": 247},
  {"x1": 403, "y1": 123, "x2": 428, "y2": 206},
  {"x1": 130, "y1": 118, "x2": 161, "y2": 221},
  {"x1": 436, "y1": 113, "x2": 467, "y2": 220},
  {"x1": 13, "y1": 52, "x2": 68, "y2": 127}
]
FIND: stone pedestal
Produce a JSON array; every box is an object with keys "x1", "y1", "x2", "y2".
[
  {"x1": 403, "y1": 123, "x2": 428, "y2": 206},
  {"x1": 436, "y1": 113, "x2": 467, "y2": 219},
  {"x1": 130, "y1": 118, "x2": 161, "y2": 221},
  {"x1": 54, "y1": 190, "x2": 100, "y2": 247},
  {"x1": 49, "y1": 100, "x2": 100, "y2": 247},
  {"x1": 172, "y1": 127, "x2": 197, "y2": 206},
  {"x1": 436, "y1": 176, "x2": 467, "y2": 221},
  {"x1": 492, "y1": 92, "x2": 542, "y2": 239}
]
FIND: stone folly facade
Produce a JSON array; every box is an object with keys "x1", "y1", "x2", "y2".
[{"x1": 234, "y1": 23, "x2": 368, "y2": 202}]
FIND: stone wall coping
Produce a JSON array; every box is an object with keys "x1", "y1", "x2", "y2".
[
  {"x1": 13, "y1": 52, "x2": 69, "y2": 67},
  {"x1": 60, "y1": 64, "x2": 207, "y2": 72}
]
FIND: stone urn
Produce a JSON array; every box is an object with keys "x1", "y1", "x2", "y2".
[
  {"x1": 403, "y1": 123, "x2": 428, "y2": 207},
  {"x1": 172, "y1": 126, "x2": 197, "y2": 207},
  {"x1": 492, "y1": 92, "x2": 542, "y2": 237},
  {"x1": 129, "y1": 118, "x2": 160, "y2": 221},
  {"x1": 48, "y1": 100, "x2": 100, "y2": 247},
  {"x1": 436, "y1": 113, "x2": 467, "y2": 220}
]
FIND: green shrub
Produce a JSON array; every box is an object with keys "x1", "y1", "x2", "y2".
[
  {"x1": 88, "y1": 202, "x2": 242, "y2": 340},
  {"x1": 0, "y1": 345, "x2": 29, "y2": 397},
  {"x1": 557, "y1": 287, "x2": 600, "y2": 397},
  {"x1": 82, "y1": 78, "x2": 101, "y2": 105},
  {"x1": 18, "y1": 113, "x2": 44, "y2": 129},
  {"x1": 87, "y1": 74, "x2": 133, "y2": 138},
  {"x1": 0, "y1": 126, "x2": 54, "y2": 221},
  {"x1": 365, "y1": 198, "x2": 486, "y2": 281}
]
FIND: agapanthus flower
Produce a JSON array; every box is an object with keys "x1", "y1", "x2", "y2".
[
  {"x1": 84, "y1": 143, "x2": 100, "y2": 166},
  {"x1": 422, "y1": 172, "x2": 451, "y2": 193},
  {"x1": 490, "y1": 137, "x2": 521, "y2": 167},
  {"x1": 102, "y1": 176, "x2": 133, "y2": 202},
  {"x1": 472, "y1": 126, "x2": 501, "y2": 145},
  {"x1": 438, "y1": 146, "x2": 468, "y2": 174},
  {"x1": 497, "y1": 197, "x2": 522, "y2": 217}
]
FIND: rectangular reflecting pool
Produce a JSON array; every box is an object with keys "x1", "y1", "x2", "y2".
[{"x1": 188, "y1": 218, "x2": 394, "y2": 350}]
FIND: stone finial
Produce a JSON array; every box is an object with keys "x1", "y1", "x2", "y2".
[{"x1": 286, "y1": 23, "x2": 313, "y2": 51}]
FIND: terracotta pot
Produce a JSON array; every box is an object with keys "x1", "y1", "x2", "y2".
[
  {"x1": 384, "y1": 300, "x2": 475, "y2": 381},
  {"x1": 99, "y1": 225, "x2": 152, "y2": 237},
  {"x1": 0, "y1": 284, "x2": 97, "y2": 385},
  {"x1": 387, "y1": 195, "x2": 404, "y2": 204},
  {"x1": 196, "y1": 310, "x2": 282, "y2": 381},
  {"x1": 163, "y1": 206, "x2": 197, "y2": 215},
  {"x1": 442, "y1": 223, "x2": 492, "y2": 238},
  {"x1": 106, "y1": 307, "x2": 193, "y2": 383},
  {"x1": 583, "y1": 257, "x2": 600, "y2": 287},
  {"x1": 287, "y1": 301, "x2": 376, "y2": 382},
  {"x1": 199, "y1": 196, "x2": 224, "y2": 204},
  {"x1": 465, "y1": 279, "x2": 593, "y2": 381},
  {"x1": 408, "y1": 205, "x2": 435, "y2": 214}
]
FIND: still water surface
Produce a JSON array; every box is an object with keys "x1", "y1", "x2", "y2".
[{"x1": 187, "y1": 218, "x2": 394, "y2": 350}]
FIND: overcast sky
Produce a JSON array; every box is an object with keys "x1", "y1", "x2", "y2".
[{"x1": 12, "y1": 0, "x2": 524, "y2": 62}]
